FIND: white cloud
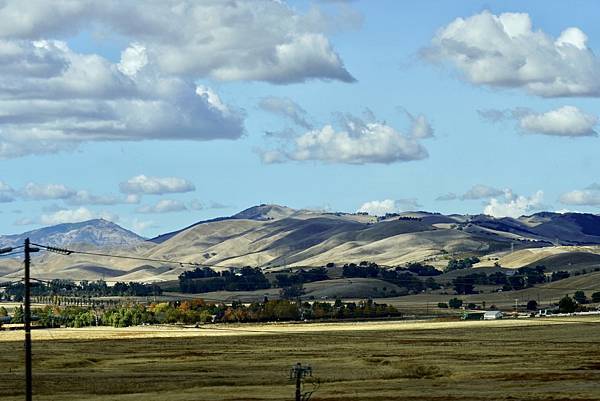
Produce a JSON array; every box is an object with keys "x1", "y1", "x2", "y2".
[
  {"x1": 519, "y1": 106, "x2": 597, "y2": 137},
  {"x1": 480, "y1": 106, "x2": 598, "y2": 137},
  {"x1": 425, "y1": 11, "x2": 600, "y2": 97},
  {"x1": 117, "y1": 42, "x2": 148, "y2": 77},
  {"x1": 0, "y1": 181, "x2": 15, "y2": 202},
  {"x1": 357, "y1": 198, "x2": 420, "y2": 216},
  {"x1": 119, "y1": 175, "x2": 195, "y2": 195},
  {"x1": 66, "y1": 190, "x2": 135, "y2": 206},
  {"x1": 130, "y1": 219, "x2": 157, "y2": 234},
  {"x1": 20, "y1": 182, "x2": 75, "y2": 200},
  {"x1": 357, "y1": 200, "x2": 398, "y2": 216},
  {"x1": 40, "y1": 207, "x2": 118, "y2": 225},
  {"x1": 399, "y1": 108, "x2": 434, "y2": 139},
  {"x1": 136, "y1": 199, "x2": 187, "y2": 214},
  {"x1": 0, "y1": 1, "x2": 354, "y2": 84},
  {"x1": 261, "y1": 113, "x2": 432, "y2": 164},
  {"x1": 461, "y1": 184, "x2": 505, "y2": 200},
  {"x1": 259, "y1": 97, "x2": 312, "y2": 129},
  {"x1": 484, "y1": 190, "x2": 544, "y2": 218},
  {"x1": 559, "y1": 188, "x2": 600, "y2": 206},
  {"x1": 0, "y1": 0, "x2": 358, "y2": 158},
  {"x1": 409, "y1": 114, "x2": 434, "y2": 139},
  {"x1": 0, "y1": 40, "x2": 244, "y2": 158}
]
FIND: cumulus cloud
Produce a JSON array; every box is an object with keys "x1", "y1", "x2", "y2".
[
  {"x1": 357, "y1": 200, "x2": 398, "y2": 216},
  {"x1": 136, "y1": 199, "x2": 188, "y2": 214},
  {"x1": 119, "y1": 175, "x2": 195, "y2": 195},
  {"x1": 479, "y1": 106, "x2": 598, "y2": 137},
  {"x1": 66, "y1": 190, "x2": 139, "y2": 206},
  {"x1": 559, "y1": 185, "x2": 600, "y2": 206},
  {"x1": 519, "y1": 106, "x2": 597, "y2": 137},
  {"x1": 130, "y1": 219, "x2": 158, "y2": 234},
  {"x1": 357, "y1": 198, "x2": 420, "y2": 216},
  {"x1": 484, "y1": 190, "x2": 544, "y2": 218},
  {"x1": 40, "y1": 207, "x2": 118, "y2": 225},
  {"x1": 0, "y1": 0, "x2": 355, "y2": 158},
  {"x1": 461, "y1": 184, "x2": 505, "y2": 200},
  {"x1": 0, "y1": 181, "x2": 15, "y2": 202},
  {"x1": 259, "y1": 97, "x2": 313, "y2": 129},
  {"x1": 6, "y1": 182, "x2": 141, "y2": 206},
  {"x1": 20, "y1": 182, "x2": 75, "y2": 200},
  {"x1": 425, "y1": 11, "x2": 600, "y2": 97},
  {"x1": 260, "y1": 112, "x2": 432, "y2": 164},
  {"x1": 0, "y1": 1, "x2": 354, "y2": 84},
  {"x1": 0, "y1": 40, "x2": 245, "y2": 158}
]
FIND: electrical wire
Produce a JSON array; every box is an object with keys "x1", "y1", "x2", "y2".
[
  {"x1": 32, "y1": 243, "x2": 237, "y2": 270},
  {"x1": 0, "y1": 251, "x2": 25, "y2": 258}
]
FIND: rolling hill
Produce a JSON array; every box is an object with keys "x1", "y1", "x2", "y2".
[{"x1": 2, "y1": 206, "x2": 600, "y2": 283}]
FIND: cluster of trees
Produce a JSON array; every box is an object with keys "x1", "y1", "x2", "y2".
[
  {"x1": 450, "y1": 265, "x2": 575, "y2": 295},
  {"x1": 342, "y1": 262, "x2": 440, "y2": 293},
  {"x1": 0, "y1": 280, "x2": 162, "y2": 302},
  {"x1": 342, "y1": 262, "x2": 382, "y2": 278},
  {"x1": 444, "y1": 257, "x2": 480, "y2": 272},
  {"x1": 275, "y1": 267, "x2": 329, "y2": 287},
  {"x1": 178, "y1": 266, "x2": 270, "y2": 293},
  {"x1": 403, "y1": 263, "x2": 442, "y2": 276},
  {"x1": 10, "y1": 298, "x2": 401, "y2": 328}
]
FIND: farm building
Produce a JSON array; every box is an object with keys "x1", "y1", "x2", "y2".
[
  {"x1": 461, "y1": 311, "x2": 485, "y2": 320},
  {"x1": 483, "y1": 311, "x2": 503, "y2": 320}
]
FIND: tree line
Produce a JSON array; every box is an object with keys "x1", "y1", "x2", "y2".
[
  {"x1": 0, "y1": 280, "x2": 162, "y2": 302},
  {"x1": 450, "y1": 265, "x2": 572, "y2": 295},
  {"x1": 4, "y1": 298, "x2": 401, "y2": 328}
]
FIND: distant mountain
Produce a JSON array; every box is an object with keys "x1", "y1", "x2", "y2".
[
  {"x1": 232, "y1": 204, "x2": 297, "y2": 220},
  {"x1": 0, "y1": 219, "x2": 146, "y2": 248},
  {"x1": 3, "y1": 206, "x2": 600, "y2": 283},
  {"x1": 149, "y1": 204, "x2": 299, "y2": 243}
]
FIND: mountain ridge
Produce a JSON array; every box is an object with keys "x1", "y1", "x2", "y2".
[
  {"x1": 2, "y1": 206, "x2": 600, "y2": 283},
  {"x1": 0, "y1": 218, "x2": 146, "y2": 249}
]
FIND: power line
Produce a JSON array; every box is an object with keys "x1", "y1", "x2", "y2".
[
  {"x1": 29, "y1": 277, "x2": 164, "y2": 285},
  {"x1": 0, "y1": 251, "x2": 25, "y2": 258},
  {"x1": 32, "y1": 243, "x2": 239, "y2": 270}
]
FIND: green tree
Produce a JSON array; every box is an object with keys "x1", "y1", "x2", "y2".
[
  {"x1": 12, "y1": 305, "x2": 24, "y2": 323},
  {"x1": 448, "y1": 298, "x2": 463, "y2": 309},
  {"x1": 279, "y1": 283, "x2": 305, "y2": 300},
  {"x1": 592, "y1": 292, "x2": 600, "y2": 303},
  {"x1": 526, "y1": 300, "x2": 538, "y2": 311},
  {"x1": 558, "y1": 295, "x2": 576, "y2": 313},
  {"x1": 452, "y1": 276, "x2": 475, "y2": 295},
  {"x1": 0, "y1": 306, "x2": 7, "y2": 317},
  {"x1": 573, "y1": 290, "x2": 587, "y2": 304}
]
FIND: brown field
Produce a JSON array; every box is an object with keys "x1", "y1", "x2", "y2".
[{"x1": 1, "y1": 317, "x2": 600, "y2": 400}]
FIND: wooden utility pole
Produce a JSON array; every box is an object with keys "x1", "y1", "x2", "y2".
[
  {"x1": 24, "y1": 238, "x2": 39, "y2": 401},
  {"x1": 290, "y1": 363, "x2": 313, "y2": 401}
]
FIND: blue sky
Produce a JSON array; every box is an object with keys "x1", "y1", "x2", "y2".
[{"x1": 1, "y1": 0, "x2": 599, "y2": 237}]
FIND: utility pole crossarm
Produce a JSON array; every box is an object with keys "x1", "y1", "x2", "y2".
[{"x1": 290, "y1": 363, "x2": 313, "y2": 401}]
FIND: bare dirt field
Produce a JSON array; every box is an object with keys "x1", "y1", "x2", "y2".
[{"x1": 1, "y1": 317, "x2": 600, "y2": 400}]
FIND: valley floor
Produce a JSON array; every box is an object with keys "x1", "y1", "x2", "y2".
[{"x1": 1, "y1": 317, "x2": 600, "y2": 400}]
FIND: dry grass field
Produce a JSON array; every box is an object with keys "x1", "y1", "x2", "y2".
[{"x1": 1, "y1": 318, "x2": 600, "y2": 400}]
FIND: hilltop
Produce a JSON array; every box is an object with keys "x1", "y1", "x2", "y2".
[{"x1": 1, "y1": 205, "x2": 600, "y2": 283}]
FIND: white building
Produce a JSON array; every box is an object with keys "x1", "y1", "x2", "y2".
[{"x1": 483, "y1": 311, "x2": 503, "y2": 320}]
